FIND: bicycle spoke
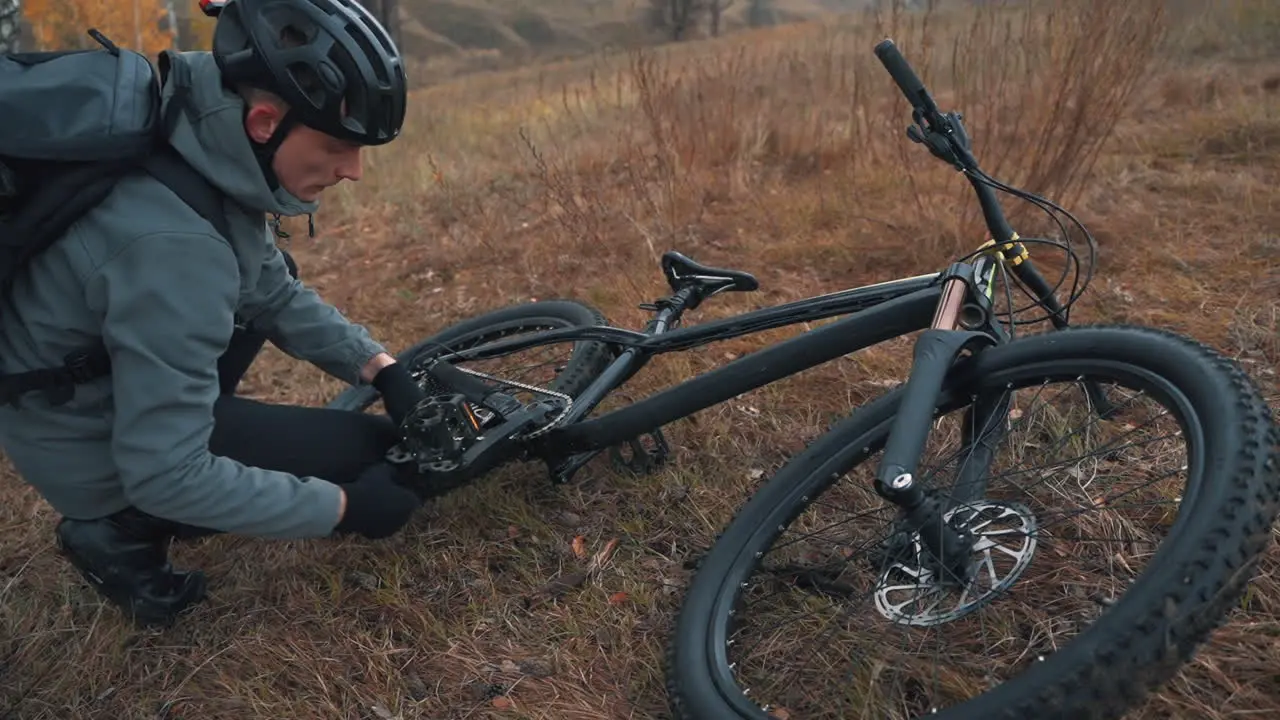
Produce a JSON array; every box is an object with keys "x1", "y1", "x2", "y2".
[{"x1": 712, "y1": 370, "x2": 1194, "y2": 719}]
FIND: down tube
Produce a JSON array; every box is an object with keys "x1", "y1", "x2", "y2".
[{"x1": 544, "y1": 284, "x2": 942, "y2": 454}]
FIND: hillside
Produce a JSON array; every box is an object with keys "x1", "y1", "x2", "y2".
[
  {"x1": 394, "y1": 0, "x2": 868, "y2": 83},
  {"x1": 3, "y1": 0, "x2": 1279, "y2": 719},
  {"x1": 159, "y1": 0, "x2": 863, "y2": 85}
]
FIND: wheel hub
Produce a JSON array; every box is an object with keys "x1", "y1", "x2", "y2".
[{"x1": 873, "y1": 500, "x2": 1038, "y2": 626}]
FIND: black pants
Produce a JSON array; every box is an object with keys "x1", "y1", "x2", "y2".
[{"x1": 108, "y1": 250, "x2": 399, "y2": 541}]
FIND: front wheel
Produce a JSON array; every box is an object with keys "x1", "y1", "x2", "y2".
[{"x1": 667, "y1": 325, "x2": 1279, "y2": 720}]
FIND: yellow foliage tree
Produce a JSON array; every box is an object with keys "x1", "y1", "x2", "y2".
[
  {"x1": 178, "y1": 11, "x2": 217, "y2": 51},
  {"x1": 24, "y1": 0, "x2": 174, "y2": 55}
]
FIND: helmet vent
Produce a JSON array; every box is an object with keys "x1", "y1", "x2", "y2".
[
  {"x1": 287, "y1": 61, "x2": 326, "y2": 107},
  {"x1": 347, "y1": 23, "x2": 389, "y2": 85},
  {"x1": 277, "y1": 23, "x2": 310, "y2": 48}
]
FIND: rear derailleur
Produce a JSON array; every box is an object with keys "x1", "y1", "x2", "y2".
[{"x1": 386, "y1": 358, "x2": 674, "y2": 491}]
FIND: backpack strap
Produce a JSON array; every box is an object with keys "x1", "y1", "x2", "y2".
[
  {"x1": 0, "y1": 149, "x2": 232, "y2": 408},
  {"x1": 0, "y1": 346, "x2": 114, "y2": 408},
  {"x1": 141, "y1": 147, "x2": 232, "y2": 241}
]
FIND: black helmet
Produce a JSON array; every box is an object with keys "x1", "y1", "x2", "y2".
[{"x1": 211, "y1": 0, "x2": 407, "y2": 146}]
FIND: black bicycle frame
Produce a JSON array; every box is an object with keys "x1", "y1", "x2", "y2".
[
  {"x1": 537, "y1": 274, "x2": 945, "y2": 456},
  {"x1": 411, "y1": 38, "x2": 1105, "y2": 579}
]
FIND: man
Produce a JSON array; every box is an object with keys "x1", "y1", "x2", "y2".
[{"x1": 0, "y1": 0, "x2": 428, "y2": 628}]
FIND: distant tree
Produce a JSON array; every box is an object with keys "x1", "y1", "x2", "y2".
[
  {"x1": 648, "y1": 0, "x2": 707, "y2": 41},
  {"x1": 168, "y1": 0, "x2": 215, "y2": 50},
  {"x1": 708, "y1": 0, "x2": 734, "y2": 37},
  {"x1": 0, "y1": 0, "x2": 21, "y2": 52},
  {"x1": 357, "y1": 0, "x2": 400, "y2": 47},
  {"x1": 24, "y1": 0, "x2": 173, "y2": 54},
  {"x1": 746, "y1": 0, "x2": 776, "y2": 28}
]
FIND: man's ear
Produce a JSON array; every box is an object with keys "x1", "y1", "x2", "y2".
[{"x1": 244, "y1": 101, "x2": 284, "y2": 144}]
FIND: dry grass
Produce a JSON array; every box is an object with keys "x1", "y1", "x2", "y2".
[{"x1": 4, "y1": 0, "x2": 1280, "y2": 718}]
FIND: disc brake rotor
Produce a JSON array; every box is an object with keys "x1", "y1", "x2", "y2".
[{"x1": 874, "y1": 500, "x2": 1039, "y2": 626}]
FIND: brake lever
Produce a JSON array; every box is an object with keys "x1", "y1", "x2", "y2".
[{"x1": 906, "y1": 109, "x2": 971, "y2": 171}]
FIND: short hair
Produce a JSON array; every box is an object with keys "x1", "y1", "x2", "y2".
[{"x1": 235, "y1": 83, "x2": 289, "y2": 111}]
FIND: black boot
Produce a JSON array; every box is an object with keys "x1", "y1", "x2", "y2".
[{"x1": 55, "y1": 513, "x2": 208, "y2": 629}]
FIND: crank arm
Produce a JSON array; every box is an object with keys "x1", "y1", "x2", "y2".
[
  {"x1": 545, "y1": 449, "x2": 605, "y2": 485},
  {"x1": 451, "y1": 401, "x2": 559, "y2": 475},
  {"x1": 541, "y1": 427, "x2": 671, "y2": 486},
  {"x1": 404, "y1": 400, "x2": 559, "y2": 486}
]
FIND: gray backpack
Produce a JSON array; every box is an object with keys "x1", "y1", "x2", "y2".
[{"x1": 0, "y1": 29, "x2": 230, "y2": 405}]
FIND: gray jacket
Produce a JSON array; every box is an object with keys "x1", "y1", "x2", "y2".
[{"x1": 0, "y1": 52, "x2": 387, "y2": 539}]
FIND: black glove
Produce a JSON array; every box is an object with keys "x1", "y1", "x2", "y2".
[
  {"x1": 333, "y1": 462, "x2": 421, "y2": 539},
  {"x1": 372, "y1": 361, "x2": 428, "y2": 428}
]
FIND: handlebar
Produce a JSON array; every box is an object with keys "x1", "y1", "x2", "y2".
[
  {"x1": 873, "y1": 39, "x2": 936, "y2": 119},
  {"x1": 873, "y1": 39, "x2": 1017, "y2": 244},
  {"x1": 872, "y1": 38, "x2": 1070, "y2": 329}
]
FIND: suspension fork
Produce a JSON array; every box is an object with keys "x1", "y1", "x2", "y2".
[
  {"x1": 947, "y1": 251, "x2": 1016, "y2": 510},
  {"x1": 942, "y1": 243, "x2": 1116, "y2": 511},
  {"x1": 870, "y1": 258, "x2": 1005, "y2": 582}
]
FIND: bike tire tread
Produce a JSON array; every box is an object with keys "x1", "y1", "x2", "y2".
[{"x1": 665, "y1": 324, "x2": 1280, "y2": 720}]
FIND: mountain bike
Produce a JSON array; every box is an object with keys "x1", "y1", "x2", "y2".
[{"x1": 325, "y1": 40, "x2": 1280, "y2": 720}]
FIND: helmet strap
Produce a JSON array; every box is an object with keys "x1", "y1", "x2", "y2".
[
  {"x1": 249, "y1": 108, "x2": 319, "y2": 239},
  {"x1": 250, "y1": 108, "x2": 300, "y2": 192}
]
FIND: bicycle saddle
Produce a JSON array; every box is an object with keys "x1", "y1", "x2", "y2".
[{"x1": 662, "y1": 251, "x2": 760, "y2": 296}]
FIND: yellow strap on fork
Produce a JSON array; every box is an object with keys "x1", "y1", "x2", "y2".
[{"x1": 978, "y1": 232, "x2": 1030, "y2": 266}]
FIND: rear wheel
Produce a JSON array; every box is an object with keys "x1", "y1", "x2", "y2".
[
  {"x1": 666, "y1": 325, "x2": 1280, "y2": 720},
  {"x1": 326, "y1": 299, "x2": 614, "y2": 414},
  {"x1": 326, "y1": 300, "x2": 615, "y2": 495}
]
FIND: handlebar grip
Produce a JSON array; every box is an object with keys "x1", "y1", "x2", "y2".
[{"x1": 874, "y1": 39, "x2": 928, "y2": 110}]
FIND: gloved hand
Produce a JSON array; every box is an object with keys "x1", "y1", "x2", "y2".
[
  {"x1": 371, "y1": 361, "x2": 428, "y2": 428},
  {"x1": 333, "y1": 462, "x2": 421, "y2": 539}
]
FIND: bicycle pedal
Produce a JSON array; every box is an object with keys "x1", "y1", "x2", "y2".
[
  {"x1": 398, "y1": 393, "x2": 485, "y2": 467},
  {"x1": 546, "y1": 449, "x2": 603, "y2": 485},
  {"x1": 609, "y1": 428, "x2": 671, "y2": 475}
]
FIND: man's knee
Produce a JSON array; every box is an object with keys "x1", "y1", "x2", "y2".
[{"x1": 281, "y1": 249, "x2": 299, "y2": 280}]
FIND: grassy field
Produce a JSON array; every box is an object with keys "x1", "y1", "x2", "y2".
[{"x1": 3, "y1": 0, "x2": 1280, "y2": 718}]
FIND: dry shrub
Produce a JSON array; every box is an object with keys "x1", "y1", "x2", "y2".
[{"x1": 511, "y1": 0, "x2": 1170, "y2": 263}]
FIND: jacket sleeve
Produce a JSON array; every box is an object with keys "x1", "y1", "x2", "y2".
[
  {"x1": 242, "y1": 241, "x2": 387, "y2": 386},
  {"x1": 85, "y1": 231, "x2": 345, "y2": 539}
]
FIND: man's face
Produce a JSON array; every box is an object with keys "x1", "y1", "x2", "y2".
[{"x1": 244, "y1": 98, "x2": 364, "y2": 202}]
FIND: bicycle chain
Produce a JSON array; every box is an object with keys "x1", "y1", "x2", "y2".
[{"x1": 415, "y1": 364, "x2": 574, "y2": 441}]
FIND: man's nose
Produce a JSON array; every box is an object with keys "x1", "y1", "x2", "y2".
[{"x1": 338, "y1": 147, "x2": 364, "y2": 182}]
